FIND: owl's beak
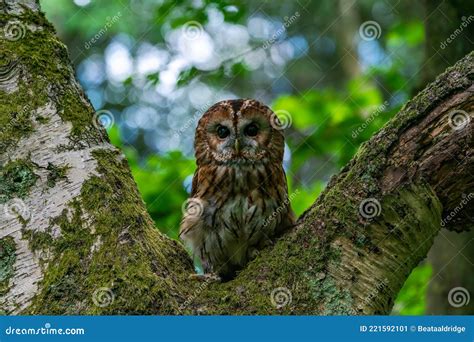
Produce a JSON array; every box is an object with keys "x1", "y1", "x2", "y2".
[{"x1": 234, "y1": 139, "x2": 241, "y2": 154}]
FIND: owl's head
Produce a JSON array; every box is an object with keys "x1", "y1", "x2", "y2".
[{"x1": 194, "y1": 99, "x2": 285, "y2": 166}]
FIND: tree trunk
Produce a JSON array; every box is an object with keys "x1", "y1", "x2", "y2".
[
  {"x1": 1, "y1": 1, "x2": 473, "y2": 315},
  {"x1": 336, "y1": 0, "x2": 361, "y2": 80},
  {"x1": 421, "y1": 0, "x2": 474, "y2": 88}
]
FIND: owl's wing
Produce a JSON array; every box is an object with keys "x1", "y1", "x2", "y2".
[
  {"x1": 190, "y1": 168, "x2": 200, "y2": 197},
  {"x1": 275, "y1": 167, "x2": 297, "y2": 235}
]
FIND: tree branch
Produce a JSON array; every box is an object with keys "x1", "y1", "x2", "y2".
[
  {"x1": 0, "y1": 2, "x2": 472, "y2": 315},
  {"x1": 192, "y1": 52, "x2": 474, "y2": 314}
]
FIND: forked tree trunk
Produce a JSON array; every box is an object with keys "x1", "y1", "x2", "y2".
[{"x1": 0, "y1": 1, "x2": 473, "y2": 315}]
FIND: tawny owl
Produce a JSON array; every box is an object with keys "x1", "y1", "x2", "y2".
[{"x1": 179, "y1": 99, "x2": 295, "y2": 280}]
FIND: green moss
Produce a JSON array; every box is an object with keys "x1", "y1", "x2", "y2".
[
  {"x1": 24, "y1": 199, "x2": 94, "y2": 313},
  {"x1": 46, "y1": 162, "x2": 70, "y2": 187},
  {"x1": 58, "y1": 89, "x2": 104, "y2": 145},
  {"x1": 26, "y1": 149, "x2": 193, "y2": 314},
  {"x1": 0, "y1": 80, "x2": 36, "y2": 151},
  {"x1": 79, "y1": 149, "x2": 191, "y2": 314},
  {"x1": 0, "y1": 159, "x2": 38, "y2": 203},
  {"x1": 0, "y1": 8, "x2": 106, "y2": 151},
  {"x1": 22, "y1": 229, "x2": 54, "y2": 252},
  {"x1": 0, "y1": 237, "x2": 16, "y2": 296},
  {"x1": 35, "y1": 115, "x2": 50, "y2": 124}
]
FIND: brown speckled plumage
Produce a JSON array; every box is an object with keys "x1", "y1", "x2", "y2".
[{"x1": 180, "y1": 99, "x2": 295, "y2": 280}]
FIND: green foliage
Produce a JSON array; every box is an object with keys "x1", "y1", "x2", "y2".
[
  {"x1": 392, "y1": 263, "x2": 432, "y2": 315},
  {"x1": 289, "y1": 181, "x2": 325, "y2": 217},
  {"x1": 109, "y1": 127, "x2": 195, "y2": 239},
  {"x1": 386, "y1": 20, "x2": 425, "y2": 48}
]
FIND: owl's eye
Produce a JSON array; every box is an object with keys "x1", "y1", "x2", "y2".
[
  {"x1": 244, "y1": 123, "x2": 259, "y2": 137},
  {"x1": 216, "y1": 125, "x2": 230, "y2": 139}
]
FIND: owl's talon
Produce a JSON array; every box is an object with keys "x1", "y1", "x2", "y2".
[{"x1": 188, "y1": 273, "x2": 221, "y2": 283}]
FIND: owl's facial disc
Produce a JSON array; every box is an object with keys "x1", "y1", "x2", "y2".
[
  {"x1": 206, "y1": 119, "x2": 235, "y2": 163},
  {"x1": 207, "y1": 116, "x2": 271, "y2": 165},
  {"x1": 197, "y1": 99, "x2": 284, "y2": 166},
  {"x1": 236, "y1": 117, "x2": 271, "y2": 162}
]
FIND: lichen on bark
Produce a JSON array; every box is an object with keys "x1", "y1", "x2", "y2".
[
  {"x1": 188, "y1": 53, "x2": 473, "y2": 314},
  {"x1": 0, "y1": 159, "x2": 38, "y2": 203},
  {"x1": 0, "y1": 5, "x2": 107, "y2": 151},
  {"x1": 1, "y1": 0, "x2": 472, "y2": 315},
  {"x1": 26, "y1": 149, "x2": 194, "y2": 314}
]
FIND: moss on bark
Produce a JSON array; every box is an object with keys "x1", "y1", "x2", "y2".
[
  {"x1": 188, "y1": 53, "x2": 473, "y2": 314},
  {"x1": 0, "y1": 7, "x2": 107, "y2": 151},
  {"x1": 0, "y1": 237, "x2": 16, "y2": 298},
  {"x1": 25, "y1": 149, "x2": 194, "y2": 314},
  {"x1": 46, "y1": 162, "x2": 69, "y2": 187},
  {"x1": 1, "y1": 2, "x2": 472, "y2": 315}
]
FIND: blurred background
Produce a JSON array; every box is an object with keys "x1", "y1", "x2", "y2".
[{"x1": 41, "y1": 0, "x2": 473, "y2": 314}]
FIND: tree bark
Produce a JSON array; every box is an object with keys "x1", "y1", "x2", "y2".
[
  {"x1": 0, "y1": 1, "x2": 473, "y2": 315},
  {"x1": 420, "y1": 0, "x2": 474, "y2": 315}
]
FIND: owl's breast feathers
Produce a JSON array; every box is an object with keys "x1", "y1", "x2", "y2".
[
  {"x1": 180, "y1": 161, "x2": 295, "y2": 279},
  {"x1": 193, "y1": 161, "x2": 288, "y2": 207}
]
